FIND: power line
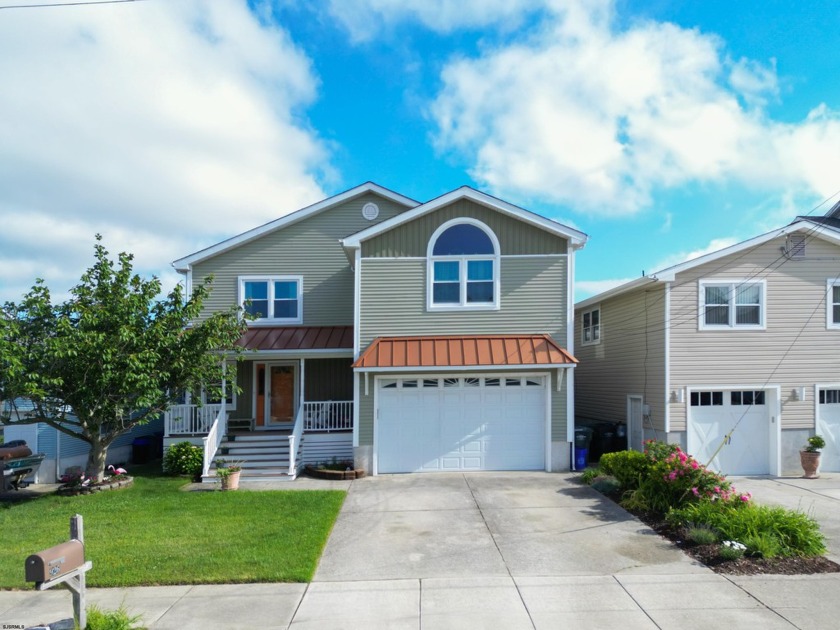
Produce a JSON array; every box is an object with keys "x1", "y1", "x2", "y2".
[{"x1": 0, "y1": 0, "x2": 148, "y2": 9}]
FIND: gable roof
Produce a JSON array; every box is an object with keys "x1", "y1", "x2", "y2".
[
  {"x1": 340, "y1": 186, "x2": 588, "y2": 251},
  {"x1": 172, "y1": 182, "x2": 419, "y2": 272},
  {"x1": 576, "y1": 218, "x2": 840, "y2": 309}
]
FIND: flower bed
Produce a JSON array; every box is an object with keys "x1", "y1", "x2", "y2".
[
  {"x1": 304, "y1": 465, "x2": 365, "y2": 480},
  {"x1": 57, "y1": 476, "x2": 134, "y2": 497},
  {"x1": 585, "y1": 440, "x2": 840, "y2": 575}
]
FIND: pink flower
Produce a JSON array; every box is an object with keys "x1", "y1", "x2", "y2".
[
  {"x1": 740, "y1": 493, "x2": 751, "y2": 502},
  {"x1": 668, "y1": 470, "x2": 678, "y2": 481},
  {"x1": 691, "y1": 487, "x2": 699, "y2": 497},
  {"x1": 690, "y1": 461, "x2": 699, "y2": 469}
]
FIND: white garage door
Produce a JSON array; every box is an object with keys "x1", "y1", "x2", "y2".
[
  {"x1": 687, "y1": 389, "x2": 771, "y2": 475},
  {"x1": 376, "y1": 375, "x2": 546, "y2": 473},
  {"x1": 818, "y1": 387, "x2": 840, "y2": 472}
]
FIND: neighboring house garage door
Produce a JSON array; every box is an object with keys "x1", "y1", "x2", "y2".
[
  {"x1": 687, "y1": 389, "x2": 771, "y2": 475},
  {"x1": 817, "y1": 387, "x2": 840, "y2": 472},
  {"x1": 376, "y1": 375, "x2": 547, "y2": 473}
]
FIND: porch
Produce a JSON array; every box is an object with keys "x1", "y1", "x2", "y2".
[{"x1": 163, "y1": 343, "x2": 355, "y2": 481}]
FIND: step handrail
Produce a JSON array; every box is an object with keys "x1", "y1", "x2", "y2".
[
  {"x1": 288, "y1": 406, "x2": 304, "y2": 476},
  {"x1": 202, "y1": 406, "x2": 227, "y2": 478}
]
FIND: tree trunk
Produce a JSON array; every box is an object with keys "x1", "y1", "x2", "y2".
[{"x1": 85, "y1": 439, "x2": 109, "y2": 483}]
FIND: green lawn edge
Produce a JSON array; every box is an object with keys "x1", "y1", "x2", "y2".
[{"x1": 0, "y1": 465, "x2": 346, "y2": 589}]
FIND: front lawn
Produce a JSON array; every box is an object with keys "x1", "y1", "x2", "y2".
[{"x1": 0, "y1": 466, "x2": 345, "y2": 588}]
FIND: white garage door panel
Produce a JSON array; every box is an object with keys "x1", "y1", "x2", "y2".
[
  {"x1": 687, "y1": 389, "x2": 770, "y2": 476},
  {"x1": 817, "y1": 388, "x2": 840, "y2": 472},
  {"x1": 377, "y1": 376, "x2": 546, "y2": 473}
]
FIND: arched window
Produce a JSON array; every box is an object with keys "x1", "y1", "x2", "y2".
[{"x1": 427, "y1": 219, "x2": 499, "y2": 309}]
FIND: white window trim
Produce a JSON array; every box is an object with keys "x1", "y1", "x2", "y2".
[
  {"x1": 698, "y1": 279, "x2": 766, "y2": 331},
  {"x1": 238, "y1": 275, "x2": 303, "y2": 325},
  {"x1": 581, "y1": 306, "x2": 601, "y2": 345},
  {"x1": 426, "y1": 218, "x2": 500, "y2": 311},
  {"x1": 827, "y1": 279, "x2": 840, "y2": 330}
]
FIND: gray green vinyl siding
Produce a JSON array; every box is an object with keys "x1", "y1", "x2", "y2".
[
  {"x1": 357, "y1": 254, "x2": 571, "y2": 445},
  {"x1": 230, "y1": 361, "x2": 252, "y2": 420},
  {"x1": 574, "y1": 286, "x2": 668, "y2": 432},
  {"x1": 191, "y1": 192, "x2": 409, "y2": 324},
  {"x1": 669, "y1": 234, "x2": 840, "y2": 432},
  {"x1": 358, "y1": 257, "x2": 569, "y2": 348},
  {"x1": 363, "y1": 199, "x2": 568, "y2": 257},
  {"x1": 304, "y1": 358, "x2": 353, "y2": 401},
  {"x1": 356, "y1": 368, "x2": 568, "y2": 446}
]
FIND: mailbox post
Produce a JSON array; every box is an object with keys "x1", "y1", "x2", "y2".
[{"x1": 25, "y1": 514, "x2": 92, "y2": 628}]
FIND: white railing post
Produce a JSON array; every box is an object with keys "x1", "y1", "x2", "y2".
[
  {"x1": 288, "y1": 406, "x2": 304, "y2": 476},
  {"x1": 201, "y1": 405, "x2": 226, "y2": 478}
]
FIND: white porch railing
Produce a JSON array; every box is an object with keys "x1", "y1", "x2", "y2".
[
  {"x1": 303, "y1": 401, "x2": 353, "y2": 432},
  {"x1": 288, "y1": 406, "x2": 304, "y2": 476},
  {"x1": 164, "y1": 404, "x2": 222, "y2": 435},
  {"x1": 201, "y1": 406, "x2": 227, "y2": 478}
]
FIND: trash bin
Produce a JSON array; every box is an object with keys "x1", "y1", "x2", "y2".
[
  {"x1": 594, "y1": 422, "x2": 617, "y2": 458},
  {"x1": 574, "y1": 426, "x2": 594, "y2": 469},
  {"x1": 132, "y1": 437, "x2": 152, "y2": 464}
]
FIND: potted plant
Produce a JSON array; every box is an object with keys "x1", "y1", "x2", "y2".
[
  {"x1": 215, "y1": 460, "x2": 243, "y2": 490},
  {"x1": 800, "y1": 435, "x2": 826, "y2": 479}
]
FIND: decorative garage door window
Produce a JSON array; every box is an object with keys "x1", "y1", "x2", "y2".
[
  {"x1": 379, "y1": 376, "x2": 544, "y2": 389},
  {"x1": 690, "y1": 391, "x2": 723, "y2": 406},
  {"x1": 730, "y1": 391, "x2": 765, "y2": 405},
  {"x1": 820, "y1": 389, "x2": 840, "y2": 404}
]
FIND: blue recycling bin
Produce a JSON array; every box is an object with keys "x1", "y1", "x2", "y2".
[{"x1": 575, "y1": 446, "x2": 589, "y2": 470}]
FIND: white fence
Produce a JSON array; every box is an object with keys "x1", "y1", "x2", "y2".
[{"x1": 302, "y1": 401, "x2": 353, "y2": 432}]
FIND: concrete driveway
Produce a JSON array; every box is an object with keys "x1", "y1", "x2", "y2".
[{"x1": 314, "y1": 472, "x2": 704, "y2": 581}]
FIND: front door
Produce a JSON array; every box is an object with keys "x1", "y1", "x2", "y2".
[{"x1": 255, "y1": 362, "x2": 298, "y2": 428}]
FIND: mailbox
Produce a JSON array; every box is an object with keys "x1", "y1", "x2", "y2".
[{"x1": 25, "y1": 540, "x2": 85, "y2": 584}]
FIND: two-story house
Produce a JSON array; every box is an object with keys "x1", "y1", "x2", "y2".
[
  {"x1": 170, "y1": 183, "x2": 587, "y2": 479},
  {"x1": 574, "y1": 203, "x2": 840, "y2": 476}
]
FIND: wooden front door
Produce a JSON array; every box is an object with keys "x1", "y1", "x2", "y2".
[{"x1": 255, "y1": 362, "x2": 298, "y2": 428}]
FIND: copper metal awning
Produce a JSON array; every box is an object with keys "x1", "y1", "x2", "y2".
[
  {"x1": 236, "y1": 326, "x2": 353, "y2": 351},
  {"x1": 353, "y1": 334, "x2": 577, "y2": 369}
]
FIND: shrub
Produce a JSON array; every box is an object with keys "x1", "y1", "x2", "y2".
[
  {"x1": 591, "y1": 477, "x2": 622, "y2": 495},
  {"x1": 599, "y1": 450, "x2": 648, "y2": 491},
  {"x1": 686, "y1": 524, "x2": 718, "y2": 545},
  {"x1": 580, "y1": 466, "x2": 602, "y2": 484},
  {"x1": 162, "y1": 441, "x2": 203, "y2": 477},
  {"x1": 719, "y1": 540, "x2": 746, "y2": 561},
  {"x1": 668, "y1": 501, "x2": 826, "y2": 558},
  {"x1": 84, "y1": 603, "x2": 145, "y2": 630},
  {"x1": 621, "y1": 440, "x2": 751, "y2": 513}
]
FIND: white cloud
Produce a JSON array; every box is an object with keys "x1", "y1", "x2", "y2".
[
  {"x1": 653, "y1": 238, "x2": 740, "y2": 273},
  {"x1": 327, "y1": 0, "x2": 546, "y2": 41},
  {"x1": 428, "y1": 1, "x2": 840, "y2": 217},
  {"x1": 0, "y1": 0, "x2": 327, "y2": 303},
  {"x1": 576, "y1": 277, "x2": 635, "y2": 300}
]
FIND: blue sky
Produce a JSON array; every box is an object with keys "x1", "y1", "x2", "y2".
[{"x1": 2, "y1": 0, "x2": 839, "y2": 303}]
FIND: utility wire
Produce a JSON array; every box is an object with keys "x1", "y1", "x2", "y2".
[{"x1": 0, "y1": 0, "x2": 147, "y2": 9}]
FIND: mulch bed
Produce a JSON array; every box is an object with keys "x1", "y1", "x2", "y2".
[
  {"x1": 598, "y1": 485, "x2": 840, "y2": 576},
  {"x1": 56, "y1": 476, "x2": 134, "y2": 496}
]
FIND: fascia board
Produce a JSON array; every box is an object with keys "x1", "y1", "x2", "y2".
[
  {"x1": 341, "y1": 186, "x2": 588, "y2": 250},
  {"x1": 576, "y1": 220, "x2": 838, "y2": 309},
  {"x1": 172, "y1": 182, "x2": 419, "y2": 271}
]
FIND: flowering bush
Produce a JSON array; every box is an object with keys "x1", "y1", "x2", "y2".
[
  {"x1": 163, "y1": 441, "x2": 203, "y2": 477},
  {"x1": 622, "y1": 440, "x2": 752, "y2": 513}
]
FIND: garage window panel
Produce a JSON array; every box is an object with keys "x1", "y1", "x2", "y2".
[
  {"x1": 820, "y1": 389, "x2": 840, "y2": 404},
  {"x1": 731, "y1": 390, "x2": 765, "y2": 406},
  {"x1": 691, "y1": 391, "x2": 723, "y2": 406}
]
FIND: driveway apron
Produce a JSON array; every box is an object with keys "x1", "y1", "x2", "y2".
[{"x1": 314, "y1": 472, "x2": 703, "y2": 581}]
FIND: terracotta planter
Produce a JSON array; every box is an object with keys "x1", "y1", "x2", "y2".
[
  {"x1": 220, "y1": 470, "x2": 241, "y2": 490},
  {"x1": 800, "y1": 451, "x2": 821, "y2": 479}
]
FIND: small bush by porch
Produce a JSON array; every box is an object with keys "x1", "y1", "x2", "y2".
[{"x1": 0, "y1": 464, "x2": 345, "y2": 588}]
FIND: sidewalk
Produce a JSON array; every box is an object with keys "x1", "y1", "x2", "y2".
[{"x1": 2, "y1": 472, "x2": 839, "y2": 629}]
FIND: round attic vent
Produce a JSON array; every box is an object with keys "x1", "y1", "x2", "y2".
[{"x1": 362, "y1": 202, "x2": 380, "y2": 220}]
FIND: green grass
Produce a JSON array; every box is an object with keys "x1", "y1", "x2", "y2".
[{"x1": 0, "y1": 465, "x2": 345, "y2": 588}]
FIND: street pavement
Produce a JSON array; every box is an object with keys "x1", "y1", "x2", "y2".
[{"x1": 2, "y1": 471, "x2": 839, "y2": 629}]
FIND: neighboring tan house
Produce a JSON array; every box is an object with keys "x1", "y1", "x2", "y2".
[
  {"x1": 170, "y1": 183, "x2": 587, "y2": 480},
  {"x1": 574, "y1": 203, "x2": 840, "y2": 476}
]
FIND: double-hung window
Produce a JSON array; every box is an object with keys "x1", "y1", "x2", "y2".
[
  {"x1": 699, "y1": 280, "x2": 765, "y2": 330},
  {"x1": 428, "y1": 220, "x2": 499, "y2": 310},
  {"x1": 581, "y1": 307, "x2": 600, "y2": 344},
  {"x1": 828, "y1": 281, "x2": 840, "y2": 329},
  {"x1": 239, "y1": 276, "x2": 302, "y2": 324}
]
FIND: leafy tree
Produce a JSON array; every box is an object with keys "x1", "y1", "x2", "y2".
[{"x1": 0, "y1": 237, "x2": 247, "y2": 482}]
